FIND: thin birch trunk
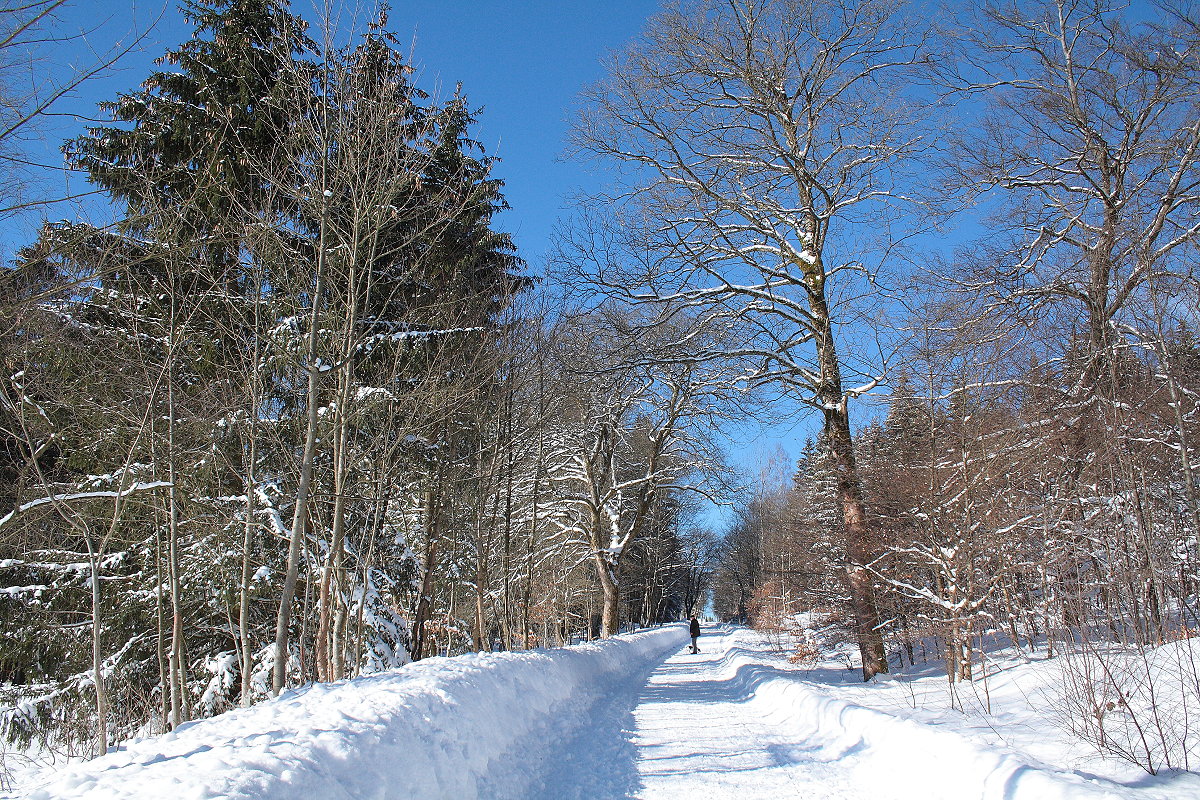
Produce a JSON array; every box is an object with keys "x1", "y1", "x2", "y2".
[
  {"x1": 271, "y1": 195, "x2": 329, "y2": 696},
  {"x1": 87, "y1": 542, "x2": 107, "y2": 757}
]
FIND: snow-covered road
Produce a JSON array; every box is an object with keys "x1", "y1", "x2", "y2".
[
  {"x1": 530, "y1": 626, "x2": 869, "y2": 799},
  {"x1": 539, "y1": 625, "x2": 1133, "y2": 800},
  {"x1": 13, "y1": 624, "x2": 1189, "y2": 799},
  {"x1": 630, "y1": 633, "x2": 862, "y2": 799}
]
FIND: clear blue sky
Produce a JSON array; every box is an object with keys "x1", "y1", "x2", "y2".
[{"x1": 386, "y1": 1, "x2": 664, "y2": 267}]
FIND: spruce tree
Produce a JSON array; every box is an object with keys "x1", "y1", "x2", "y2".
[
  {"x1": 1, "y1": 0, "x2": 314, "y2": 745},
  {"x1": 66, "y1": 0, "x2": 311, "y2": 272}
]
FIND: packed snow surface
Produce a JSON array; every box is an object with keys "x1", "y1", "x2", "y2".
[{"x1": 12, "y1": 624, "x2": 1200, "y2": 799}]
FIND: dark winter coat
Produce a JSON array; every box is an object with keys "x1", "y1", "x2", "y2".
[{"x1": 689, "y1": 619, "x2": 701, "y2": 638}]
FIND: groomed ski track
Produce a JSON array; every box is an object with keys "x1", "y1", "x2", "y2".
[{"x1": 17, "y1": 625, "x2": 1137, "y2": 799}]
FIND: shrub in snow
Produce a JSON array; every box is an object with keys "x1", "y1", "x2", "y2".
[{"x1": 1056, "y1": 636, "x2": 1200, "y2": 773}]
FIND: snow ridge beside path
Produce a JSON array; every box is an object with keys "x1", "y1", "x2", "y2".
[
  {"x1": 15, "y1": 625, "x2": 688, "y2": 800},
  {"x1": 697, "y1": 629, "x2": 1132, "y2": 800}
]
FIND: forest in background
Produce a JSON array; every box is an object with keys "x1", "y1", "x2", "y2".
[{"x1": 0, "y1": 0, "x2": 1197, "y2": 780}]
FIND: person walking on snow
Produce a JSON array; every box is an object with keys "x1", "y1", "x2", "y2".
[{"x1": 689, "y1": 616, "x2": 701, "y2": 653}]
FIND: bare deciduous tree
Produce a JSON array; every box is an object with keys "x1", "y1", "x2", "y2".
[
  {"x1": 942, "y1": 0, "x2": 1200, "y2": 402},
  {"x1": 566, "y1": 0, "x2": 930, "y2": 678}
]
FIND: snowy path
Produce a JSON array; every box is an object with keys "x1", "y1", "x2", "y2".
[
  {"x1": 535, "y1": 625, "x2": 880, "y2": 799},
  {"x1": 628, "y1": 630, "x2": 862, "y2": 799},
  {"x1": 14, "y1": 624, "x2": 1162, "y2": 799},
  {"x1": 537, "y1": 626, "x2": 1127, "y2": 800}
]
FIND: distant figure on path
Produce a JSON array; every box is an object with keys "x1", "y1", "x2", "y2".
[{"x1": 689, "y1": 615, "x2": 701, "y2": 653}]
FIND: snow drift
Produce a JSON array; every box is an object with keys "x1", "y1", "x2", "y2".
[{"x1": 16, "y1": 625, "x2": 688, "y2": 800}]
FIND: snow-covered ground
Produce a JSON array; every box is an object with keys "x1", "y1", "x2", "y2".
[
  {"x1": 9, "y1": 626, "x2": 687, "y2": 799},
  {"x1": 793, "y1": 628, "x2": 1200, "y2": 799},
  {"x1": 541, "y1": 626, "x2": 1198, "y2": 799},
  {"x1": 8, "y1": 624, "x2": 1200, "y2": 799}
]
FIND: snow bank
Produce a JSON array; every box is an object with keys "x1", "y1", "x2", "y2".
[
  {"x1": 786, "y1": 625, "x2": 1200, "y2": 798},
  {"x1": 15, "y1": 625, "x2": 687, "y2": 800},
  {"x1": 712, "y1": 631, "x2": 1130, "y2": 800}
]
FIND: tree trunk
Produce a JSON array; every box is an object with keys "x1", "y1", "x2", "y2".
[
  {"x1": 411, "y1": 489, "x2": 440, "y2": 661},
  {"x1": 316, "y1": 237, "x2": 362, "y2": 682},
  {"x1": 167, "y1": 480, "x2": 187, "y2": 725},
  {"x1": 595, "y1": 552, "x2": 620, "y2": 637},
  {"x1": 154, "y1": 529, "x2": 169, "y2": 729},
  {"x1": 316, "y1": 405, "x2": 351, "y2": 681},
  {"x1": 86, "y1": 541, "x2": 108, "y2": 758},
  {"x1": 474, "y1": 537, "x2": 488, "y2": 651},
  {"x1": 238, "y1": 443, "x2": 256, "y2": 704},
  {"x1": 501, "y1": 408, "x2": 515, "y2": 649},
  {"x1": 239, "y1": 258, "x2": 266, "y2": 705},
  {"x1": 270, "y1": 179, "x2": 333, "y2": 695},
  {"x1": 811, "y1": 272, "x2": 888, "y2": 680},
  {"x1": 237, "y1": 511, "x2": 255, "y2": 704},
  {"x1": 823, "y1": 402, "x2": 888, "y2": 679},
  {"x1": 165, "y1": 334, "x2": 189, "y2": 726},
  {"x1": 271, "y1": 263, "x2": 327, "y2": 695}
]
